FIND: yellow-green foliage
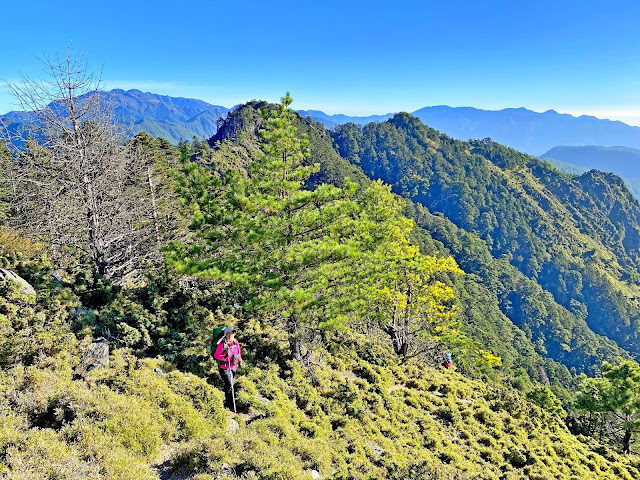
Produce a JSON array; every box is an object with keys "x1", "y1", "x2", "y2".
[
  {"x1": 1, "y1": 273, "x2": 639, "y2": 479},
  {"x1": 1, "y1": 335, "x2": 639, "y2": 480},
  {"x1": 0, "y1": 279, "x2": 78, "y2": 369},
  {"x1": 0, "y1": 228, "x2": 43, "y2": 261},
  {"x1": 167, "y1": 336, "x2": 640, "y2": 480},
  {"x1": 0, "y1": 351, "x2": 226, "y2": 479}
]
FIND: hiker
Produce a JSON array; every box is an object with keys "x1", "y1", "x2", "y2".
[
  {"x1": 214, "y1": 326, "x2": 242, "y2": 412},
  {"x1": 442, "y1": 351, "x2": 453, "y2": 369}
]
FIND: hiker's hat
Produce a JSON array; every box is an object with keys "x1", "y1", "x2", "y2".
[{"x1": 223, "y1": 326, "x2": 236, "y2": 335}]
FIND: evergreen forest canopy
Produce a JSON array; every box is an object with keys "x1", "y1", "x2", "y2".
[{"x1": 2, "y1": 53, "x2": 640, "y2": 479}]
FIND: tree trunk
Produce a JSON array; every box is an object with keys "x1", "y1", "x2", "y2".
[
  {"x1": 623, "y1": 428, "x2": 632, "y2": 454},
  {"x1": 382, "y1": 323, "x2": 402, "y2": 356},
  {"x1": 147, "y1": 165, "x2": 161, "y2": 246}
]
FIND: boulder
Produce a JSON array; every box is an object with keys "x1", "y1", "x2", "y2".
[
  {"x1": 75, "y1": 340, "x2": 109, "y2": 378},
  {"x1": 256, "y1": 393, "x2": 272, "y2": 405},
  {"x1": 310, "y1": 470, "x2": 322, "y2": 480},
  {"x1": 365, "y1": 442, "x2": 383, "y2": 458},
  {"x1": 226, "y1": 414, "x2": 240, "y2": 435},
  {"x1": 0, "y1": 268, "x2": 35, "y2": 296}
]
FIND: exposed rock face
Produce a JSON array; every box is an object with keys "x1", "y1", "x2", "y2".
[
  {"x1": 75, "y1": 340, "x2": 109, "y2": 378},
  {"x1": 0, "y1": 268, "x2": 36, "y2": 296}
]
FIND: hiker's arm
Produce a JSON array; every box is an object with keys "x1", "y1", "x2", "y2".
[{"x1": 213, "y1": 342, "x2": 228, "y2": 362}]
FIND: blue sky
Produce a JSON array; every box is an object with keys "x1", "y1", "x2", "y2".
[{"x1": 2, "y1": 0, "x2": 640, "y2": 123}]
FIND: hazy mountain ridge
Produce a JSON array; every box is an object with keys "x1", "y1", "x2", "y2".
[
  {"x1": 540, "y1": 145, "x2": 640, "y2": 199},
  {"x1": 409, "y1": 106, "x2": 640, "y2": 155},
  {"x1": 296, "y1": 109, "x2": 394, "y2": 129},
  {"x1": 541, "y1": 145, "x2": 640, "y2": 178},
  {"x1": 7, "y1": 91, "x2": 640, "y2": 156},
  {"x1": 0, "y1": 89, "x2": 230, "y2": 145}
]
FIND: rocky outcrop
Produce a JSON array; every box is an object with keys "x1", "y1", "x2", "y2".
[{"x1": 0, "y1": 268, "x2": 35, "y2": 296}]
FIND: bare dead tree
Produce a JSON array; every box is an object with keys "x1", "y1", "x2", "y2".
[{"x1": 2, "y1": 47, "x2": 162, "y2": 282}]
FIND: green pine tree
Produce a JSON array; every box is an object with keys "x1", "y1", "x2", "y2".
[{"x1": 169, "y1": 93, "x2": 359, "y2": 359}]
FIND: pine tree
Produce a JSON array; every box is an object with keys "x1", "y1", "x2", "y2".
[
  {"x1": 576, "y1": 359, "x2": 640, "y2": 453},
  {"x1": 353, "y1": 181, "x2": 465, "y2": 361},
  {"x1": 170, "y1": 93, "x2": 359, "y2": 360},
  {"x1": 170, "y1": 94, "x2": 467, "y2": 363}
]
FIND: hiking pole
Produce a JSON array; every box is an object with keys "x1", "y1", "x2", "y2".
[
  {"x1": 229, "y1": 358, "x2": 237, "y2": 414},
  {"x1": 231, "y1": 371, "x2": 237, "y2": 414},
  {"x1": 226, "y1": 344, "x2": 237, "y2": 414}
]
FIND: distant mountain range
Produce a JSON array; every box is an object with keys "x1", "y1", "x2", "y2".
[
  {"x1": 410, "y1": 107, "x2": 640, "y2": 156},
  {"x1": 104, "y1": 89, "x2": 229, "y2": 143},
  {"x1": 541, "y1": 145, "x2": 640, "y2": 178},
  {"x1": 299, "y1": 106, "x2": 640, "y2": 157},
  {"x1": 296, "y1": 110, "x2": 393, "y2": 128},
  {"x1": 0, "y1": 89, "x2": 229, "y2": 145},
  {"x1": 6, "y1": 89, "x2": 640, "y2": 160}
]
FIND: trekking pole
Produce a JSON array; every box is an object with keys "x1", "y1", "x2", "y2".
[
  {"x1": 227, "y1": 347, "x2": 237, "y2": 414},
  {"x1": 231, "y1": 370, "x2": 237, "y2": 414}
]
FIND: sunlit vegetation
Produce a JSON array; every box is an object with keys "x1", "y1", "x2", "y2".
[{"x1": 2, "y1": 79, "x2": 640, "y2": 478}]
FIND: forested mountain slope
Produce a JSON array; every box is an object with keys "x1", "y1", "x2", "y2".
[
  {"x1": 331, "y1": 114, "x2": 640, "y2": 365},
  {"x1": 205, "y1": 104, "x2": 631, "y2": 382}
]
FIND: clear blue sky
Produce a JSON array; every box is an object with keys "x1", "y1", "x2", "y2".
[{"x1": 2, "y1": 0, "x2": 640, "y2": 123}]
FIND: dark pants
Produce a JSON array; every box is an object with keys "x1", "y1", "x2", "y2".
[{"x1": 219, "y1": 367, "x2": 237, "y2": 411}]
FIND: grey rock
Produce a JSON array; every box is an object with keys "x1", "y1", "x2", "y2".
[
  {"x1": 0, "y1": 268, "x2": 35, "y2": 296},
  {"x1": 310, "y1": 469, "x2": 322, "y2": 479},
  {"x1": 75, "y1": 340, "x2": 109, "y2": 377},
  {"x1": 365, "y1": 442, "x2": 383, "y2": 458},
  {"x1": 226, "y1": 415, "x2": 239, "y2": 434},
  {"x1": 256, "y1": 393, "x2": 272, "y2": 405}
]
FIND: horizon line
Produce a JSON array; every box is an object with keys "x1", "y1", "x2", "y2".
[{"x1": 2, "y1": 86, "x2": 640, "y2": 127}]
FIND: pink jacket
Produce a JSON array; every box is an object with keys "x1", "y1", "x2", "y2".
[{"x1": 214, "y1": 339, "x2": 242, "y2": 370}]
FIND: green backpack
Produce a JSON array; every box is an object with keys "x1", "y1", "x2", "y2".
[
  {"x1": 212, "y1": 326, "x2": 229, "y2": 366},
  {"x1": 212, "y1": 326, "x2": 226, "y2": 346}
]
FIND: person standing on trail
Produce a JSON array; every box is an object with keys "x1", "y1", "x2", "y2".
[
  {"x1": 442, "y1": 351, "x2": 453, "y2": 369},
  {"x1": 214, "y1": 326, "x2": 242, "y2": 412}
]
